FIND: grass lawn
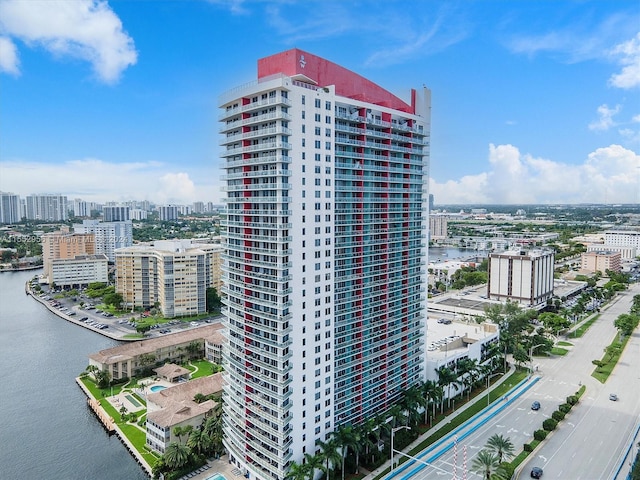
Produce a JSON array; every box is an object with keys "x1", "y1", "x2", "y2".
[
  {"x1": 592, "y1": 333, "x2": 630, "y2": 383},
  {"x1": 550, "y1": 347, "x2": 569, "y2": 356},
  {"x1": 188, "y1": 359, "x2": 218, "y2": 379},
  {"x1": 573, "y1": 314, "x2": 600, "y2": 338},
  {"x1": 556, "y1": 341, "x2": 573, "y2": 347}
]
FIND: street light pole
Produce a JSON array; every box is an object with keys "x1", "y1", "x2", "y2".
[
  {"x1": 390, "y1": 425, "x2": 411, "y2": 472},
  {"x1": 529, "y1": 343, "x2": 546, "y2": 374},
  {"x1": 486, "y1": 372, "x2": 501, "y2": 407}
]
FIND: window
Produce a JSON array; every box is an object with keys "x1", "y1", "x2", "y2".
[
  {"x1": 302, "y1": 111, "x2": 306, "y2": 119},
  {"x1": 315, "y1": 140, "x2": 321, "y2": 149},
  {"x1": 315, "y1": 127, "x2": 321, "y2": 135},
  {"x1": 325, "y1": 142, "x2": 331, "y2": 150},
  {"x1": 315, "y1": 98, "x2": 321, "y2": 108},
  {"x1": 315, "y1": 113, "x2": 321, "y2": 122},
  {"x1": 325, "y1": 101, "x2": 331, "y2": 110},
  {"x1": 302, "y1": 95, "x2": 306, "y2": 105}
]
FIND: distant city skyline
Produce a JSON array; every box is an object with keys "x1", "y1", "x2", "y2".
[{"x1": 1, "y1": 0, "x2": 639, "y2": 204}]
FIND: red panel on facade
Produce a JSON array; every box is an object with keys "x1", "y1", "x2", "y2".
[{"x1": 258, "y1": 49, "x2": 414, "y2": 113}]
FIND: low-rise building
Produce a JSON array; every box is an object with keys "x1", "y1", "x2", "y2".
[
  {"x1": 88, "y1": 323, "x2": 224, "y2": 381},
  {"x1": 146, "y1": 374, "x2": 224, "y2": 454},
  {"x1": 51, "y1": 254, "x2": 109, "y2": 287}
]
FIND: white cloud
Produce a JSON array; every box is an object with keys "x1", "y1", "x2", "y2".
[
  {"x1": 0, "y1": 158, "x2": 221, "y2": 205},
  {"x1": 589, "y1": 104, "x2": 621, "y2": 131},
  {"x1": 608, "y1": 32, "x2": 640, "y2": 89},
  {"x1": 0, "y1": 0, "x2": 137, "y2": 83},
  {"x1": 430, "y1": 143, "x2": 640, "y2": 204},
  {"x1": 0, "y1": 35, "x2": 19, "y2": 74}
]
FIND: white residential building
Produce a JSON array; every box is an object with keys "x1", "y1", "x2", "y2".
[
  {"x1": 487, "y1": 249, "x2": 555, "y2": 306},
  {"x1": 50, "y1": 254, "x2": 109, "y2": 287},
  {"x1": 73, "y1": 220, "x2": 133, "y2": 262},
  {"x1": 25, "y1": 194, "x2": 68, "y2": 221},
  {"x1": 0, "y1": 192, "x2": 21, "y2": 224},
  {"x1": 220, "y1": 49, "x2": 430, "y2": 480}
]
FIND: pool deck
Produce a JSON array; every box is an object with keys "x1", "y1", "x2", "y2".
[{"x1": 184, "y1": 455, "x2": 245, "y2": 480}]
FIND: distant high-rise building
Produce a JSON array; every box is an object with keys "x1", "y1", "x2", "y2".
[
  {"x1": 73, "y1": 220, "x2": 133, "y2": 262},
  {"x1": 158, "y1": 205, "x2": 179, "y2": 221},
  {"x1": 0, "y1": 192, "x2": 21, "y2": 224},
  {"x1": 429, "y1": 213, "x2": 449, "y2": 242},
  {"x1": 429, "y1": 193, "x2": 434, "y2": 212},
  {"x1": 130, "y1": 208, "x2": 148, "y2": 221},
  {"x1": 25, "y1": 194, "x2": 68, "y2": 221},
  {"x1": 72, "y1": 199, "x2": 90, "y2": 218},
  {"x1": 487, "y1": 249, "x2": 554, "y2": 306},
  {"x1": 103, "y1": 205, "x2": 130, "y2": 222},
  {"x1": 219, "y1": 49, "x2": 430, "y2": 480},
  {"x1": 192, "y1": 201, "x2": 205, "y2": 214}
]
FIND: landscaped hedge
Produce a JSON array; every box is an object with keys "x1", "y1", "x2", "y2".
[
  {"x1": 534, "y1": 429, "x2": 548, "y2": 441},
  {"x1": 559, "y1": 403, "x2": 571, "y2": 414},
  {"x1": 566, "y1": 395, "x2": 579, "y2": 405},
  {"x1": 524, "y1": 443, "x2": 534, "y2": 452},
  {"x1": 552, "y1": 410, "x2": 566, "y2": 421},
  {"x1": 543, "y1": 418, "x2": 558, "y2": 431}
]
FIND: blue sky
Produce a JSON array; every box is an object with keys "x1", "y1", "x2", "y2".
[{"x1": 1, "y1": 0, "x2": 639, "y2": 205}]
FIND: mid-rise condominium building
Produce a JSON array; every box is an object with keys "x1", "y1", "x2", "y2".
[
  {"x1": 42, "y1": 231, "x2": 96, "y2": 282},
  {"x1": 115, "y1": 240, "x2": 223, "y2": 318},
  {"x1": 487, "y1": 249, "x2": 555, "y2": 306},
  {"x1": 219, "y1": 49, "x2": 430, "y2": 480},
  {"x1": 158, "y1": 205, "x2": 179, "y2": 221},
  {"x1": 581, "y1": 250, "x2": 622, "y2": 273}
]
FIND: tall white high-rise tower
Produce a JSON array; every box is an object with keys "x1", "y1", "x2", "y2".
[{"x1": 220, "y1": 49, "x2": 431, "y2": 480}]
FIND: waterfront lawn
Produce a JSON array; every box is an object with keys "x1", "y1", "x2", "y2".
[{"x1": 119, "y1": 423, "x2": 158, "y2": 467}]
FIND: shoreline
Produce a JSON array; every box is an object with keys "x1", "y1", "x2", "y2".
[
  {"x1": 75, "y1": 377, "x2": 153, "y2": 478},
  {"x1": 25, "y1": 280, "x2": 138, "y2": 343}
]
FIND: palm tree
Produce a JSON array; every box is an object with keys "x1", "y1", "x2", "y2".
[
  {"x1": 304, "y1": 452, "x2": 325, "y2": 480},
  {"x1": 457, "y1": 358, "x2": 479, "y2": 400},
  {"x1": 485, "y1": 434, "x2": 515, "y2": 463},
  {"x1": 436, "y1": 366, "x2": 460, "y2": 409},
  {"x1": 286, "y1": 460, "x2": 311, "y2": 480},
  {"x1": 316, "y1": 437, "x2": 341, "y2": 479},
  {"x1": 356, "y1": 422, "x2": 376, "y2": 468},
  {"x1": 333, "y1": 425, "x2": 357, "y2": 480},
  {"x1": 471, "y1": 449, "x2": 501, "y2": 480},
  {"x1": 164, "y1": 441, "x2": 191, "y2": 470},
  {"x1": 401, "y1": 385, "x2": 422, "y2": 428}
]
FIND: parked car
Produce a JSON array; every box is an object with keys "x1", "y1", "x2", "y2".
[
  {"x1": 530, "y1": 466, "x2": 543, "y2": 478},
  {"x1": 531, "y1": 401, "x2": 541, "y2": 410},
  {"x1": 609, "y1": 393, "x2": 618, "y2": 401}
]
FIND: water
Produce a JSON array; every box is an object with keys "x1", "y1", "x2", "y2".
[
  {"x1": 429, "y1": 246, "x2": 488, "y2": 262},
  {"x1": 0, "y1": 270, "x2": 149, "y2": 480}
]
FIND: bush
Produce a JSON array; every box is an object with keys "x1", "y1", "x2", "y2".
[
  {"x1": 524, "y1": 443, "x2": 533, "y2": 452},
  {"x1": 552, "y1": 410, "x2": 566, "y2": 421},
  {"x1": 543, "y1": 418, "x2": 558, "y2": 431},
  {"x1": 567, "y1": 395, "x2": 579, "y2": 405},
  {"x1": 534, "y1": 429, "x2": 548, "y2": 441},
  {"x1": 559, "y1": 403, "x2": 571, "y2": 414},
  {"x1": 498, "y1": 461, "x2": 515, "y2": 479}
]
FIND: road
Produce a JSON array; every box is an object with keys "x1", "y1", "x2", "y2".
[
  {"x1": 385, "y1": 284, "x2": 639, "y2": 480},
  {"x1": 518, "y1": 283, "x2": 640, "y2": 480}
]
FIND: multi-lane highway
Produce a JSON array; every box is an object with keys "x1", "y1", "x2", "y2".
[{"x1": 384, "y1": 283, "x2": 640, "y2": 480}]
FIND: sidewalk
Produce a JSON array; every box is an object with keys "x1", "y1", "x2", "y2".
[{"x1": 363, "y1": 363, "x2": 517, "y2": 479}]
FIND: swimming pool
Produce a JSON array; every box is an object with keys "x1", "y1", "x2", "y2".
[
  {"x1": 150, "y1": 385, "x2": 166, "y2": 392},
  {"x1": 205, "y1": 473, "x2": 227, "y2": 480}
]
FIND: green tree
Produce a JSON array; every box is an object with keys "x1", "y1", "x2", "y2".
[
  {"x1": 316, "y1": 437, "x2": 341, "y2": 479},
  {"x1": 485, "y1": 434, "x2": 515, "y2": 463},
  {"x1": 206, "y1": 287, "x2": 221, "y2": 313},
  {"x1": 304, "y1": 452, "x2": 326, "y2": 480},
  {"x1": 286, "y1": 461, "x2": 311, "y2": 480},
  {"x1": 471, "y1": 449, "x2": 501, "y2": 480},
  {"x1": 164, "y1": 442, "x2": 190, "y2": 470},
  {"x1": 614, "y1": 314, "x2": 639, "y2": 337}
]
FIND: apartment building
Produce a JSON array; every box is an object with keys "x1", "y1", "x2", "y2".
[
  {"x1": 25, "y1": 194, "x2": 68, "y2": 221},
  {"x1": 41, "y1": 231, "x2": 96, "y2": 283},
  {"x1": 487, "y1": 249, "x2": 555, "y2": 306},
  {"x1": 115, "y1": 240, "x2": 223, "y2": 318},
  {"x1": 73, "y1": 219, "x2": 133, "y2": 262},
  {"x1": 0, "y1": 192, "x2": 21, "y2": 224},
  {"x1": 429, "y1": 213, "x2": 449, "y2": 242},
  {"x1": 50, "y1": 254, "x2": 109, "y2": 287},
  {"x1": 604, "y1": 229, "x2": 640, "y2": 259},
  {"x1": 219, "y1": 49, "x2": 430, "y2": 480},
  {"x1": 581, "y1": 250, "x2": 622, "y2": 273},
  {"x1": 102, "y1": 205, "x2": 130, "y2": 222}
]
